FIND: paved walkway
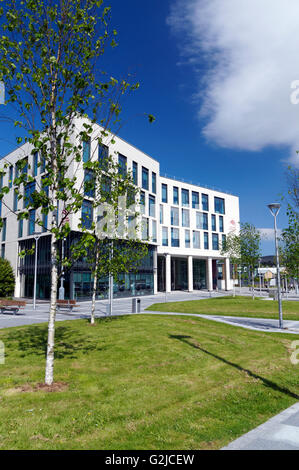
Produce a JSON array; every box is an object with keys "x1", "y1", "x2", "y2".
[{"x1": 222, "y1": 402, "x2": 299, "y2": 450}]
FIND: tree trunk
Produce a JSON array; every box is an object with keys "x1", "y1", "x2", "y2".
[
  {"x1": 91, "y1": 240, "x2": 100, "y2": 324},
  {"x1": 45, "y1": 232, "x2": 58, "y2": 385},
  {"x1": 252, "y1": 267, "x2": 255, "y2": 300}
]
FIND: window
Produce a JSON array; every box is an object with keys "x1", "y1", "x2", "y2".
[
  {"x1": 181, "y1": 188, "x2": 189, "y2": 207},
  {"x1": 192, "y1": 191, "x2": 199, "y2": 209},
  {"x1": 171, "y1": 227, "x2": 179, "y2": 247},
  {"x1": 18, "y1": 219, "x2": 23, "y2": 238},
  {"x1": 211, "y1": 214, "x2": 216, "y2": 232},
  {"x1": 196, "y1": 212, "x2": 208, "y2": 230},
  {"x1": 82, "y1": 200, "x2": 93, "y2": 229},
  {"x1": 40, "y1": 153, "x2": 46, "y2": 173},
  {"x1": 202, "y1": 194, "x2": 209, "y2": 212},
  {"x1": 132, "y1": 161, "x2": 138, "y2": 185},
  {"x1": 1, "y1": 244, "x2": 5, "y2": 259},
  {"x1": 215, "y1": 197, "x2": 225, "y2": 214},
  {"x1": 204, "y1": 232, "x2": 209, "y2": 250},
  {"x1": 193, "y1": 230, "x2": 200, "y2": 248},
  {"x1": 28, "y1": 210, "x2": 35, "y2": 235},
  {"x1": 9, "y1": 166, "x2": 13, "y2": 188},
  {"x1": 173, "y1": 186, "x2": 179, "y2": 205},
  {"x1": 171, "y1": 207, "x2": 179, "y2": 226},
  {"x1": 13, "y1": 189, "x2": 18, "y2": 212},
  {"x1": 83, "y1": 139, "x2": 91, "y2": 162},
  {"x1": 152, "y1": 220, "x2": 157, "y2": 242},
  {"x1": 1, "y1": 218, "x2": 6, "y2": 241},
  {"x1": 142, "y1": 217, "x2": 149, "y2": 240},
  {"x1": 118, "y1": 154, "x2": 127, "y2": 177},
  {"x1": 212, "y1": 233, "x2": 219, "y2": 250},
  {"x1": 42, "y1": 212, "x2": 48, "y2": 233},
  {"x1": 162, "y1": 227, "x2": 168, "y2": 246},
  {"x1": 219, "y1": 215, "x2": 224, "y2": 232},
  {"x1": 33, "y1": 152, "x2": 38, "y2": 177},
  {"x1": 15, "y1": 163, "x2": 19, "y2": 180},
  {"x1": 140, "y1": 191, "x2": 145, "y2": 215},
  {"x1": 161, "y1": 184, "x2": 167, "y2": 203},
  {"x1": 98, "y1": 143, "x2": 108, "y2": 163},
  {"x1": 160, "y1": 204, "x2": 163, "y2": 224},
  {"x1": 149, "y1": 195, "x2": 156, "y2": 217},
  {"x1": 24, "y1": 182, "x2": 36, "y2": 208},
  {"x1": 20, "y1": 157, "x2": 28, "y2": 178},
  {"x1": 142, "y1": 167, "x2": 149, "y2": 190},
  {"x1": 84, "y1": 169, "x2": 95, "y2": 197},
  {"x1": 222, "y1": 234, "x2": 227, "y2": 248},
  {"x1": 182, "y1": 208, "x2": 190, "y2": 227},
  {"x1": 152, "y1": 172, "x2": 156, "y2": 194},
  {"x1": 185, "y1": 230, "x2": 190, "y2": 248}
]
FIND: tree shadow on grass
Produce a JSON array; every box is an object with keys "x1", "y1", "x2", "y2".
[
  {"x1": 169, "y1": 334, "x2": 299, "y2": 400},
  {"x1": 6, "y1": 325, "x2": 105, "y2": 359}
]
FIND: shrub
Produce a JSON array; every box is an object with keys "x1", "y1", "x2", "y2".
[{"x1": 0, "y1": 258, "x2": 15, "y2": 297}]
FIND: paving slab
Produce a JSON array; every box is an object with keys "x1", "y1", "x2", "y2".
[{"x1": 223, "y1": 402, "x2": 299, "y2": 450}]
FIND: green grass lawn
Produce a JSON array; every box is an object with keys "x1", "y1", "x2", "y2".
[
  {"x1": 147, "y1": 296, "x2": 299, "y2": 321},
  {"x1": 0, "y1": 314, "x2": 298, "y2": 450}
]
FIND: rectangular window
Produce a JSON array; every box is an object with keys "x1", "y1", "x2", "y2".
[
  {"x1": 211, "y1": 214, "x2": 216, "y2": 232},
  {"x1": 182, "y1": 208, "x2": 190, "y2": 227},
  {"x1": 149, "y1": 195, "x2": 156, "y2": 217},
  {"x1": 83, "y1": 139, "x2": 91, "y2": 162},
  {"x1": 219, "y1": 215, "x2": 224, "y2": 232},
  {"x1": 13, "y1": 189, "x2": 18, "y2": 212},
  {"x1": 142, "y1": 167, "x2": 149, "y2": 190},
  {"x1": 82, "y1": 200, "x2": 93, "y2": 229},
  {"x1": 202, "y1": 194, "x2": 209, "y2": 211},
  {"x1": 162, "y1": 227, "x2": 168, "y2": 246},
  {"x1": 152, "y1": 172, "x2": 156, "y2": 194},
  {"x1": 1, "y1": 218, "x2": 6, "y2": 241},
  {"x1": 193, "y1": 230, "x2": 200, "y2": 248},
  {"x1": 171, "y1": 227, "x2": 180, "y2": 247},
  {"x1": 15, "y1": 163, "x2": 19, "y2": 180},
  {"x1": 98, "y1": 143, "x2": 108, "y2": 163},
  {"x1": 20, "y1": 157, "x2": 28, "y2": 177},
  {"x1": 118, "y1": 154, "x2": 127, "y2": 177},
  {"x1": 212, "y1": 233, "x2": 219, "y2": 250},
  {"x1": 196, "y1": 212, "x2": 208, "y2": 230},
  {"x1": 142, "y1": 217, "x2": 149, "y2": 240},
  {"x1": 24, "y1": 182, "x2": 36, "y2": 208},
  {"x1": 204, "y1": 232, "x2": 209, "y2": 250},
  {"x1": 42, "y1": 212, "x2": 48, "y2": 233},
  {"x1": 181, "y1": 188, "x2": 189, "y2": 207},
  {"x1": 84, "y1": 169, "x2": 95, "y2": 197},
  {"x1": 160, "y1": 204, "x2": 163, "y2": 224},
  {"x1": 18, "y1": 219, "x2": 23, "y2": 238},
  {"x1": 171, "y1": 207, "x2": 179, "y2": 226},
  {"x1": 222, "y1": 234, "x2": 226, "y2": 248},
  {"x1": 140, "y1": 191, "x2": 145, "y2": 215},
  {"x1": 185, "y1": 229, "x2": 190, "y2": 248},
  {"x1": 28, "y1": 210, "x2": 35, "y2": 235},
  {"x1": 173, "y1": 186, "x2": 179, "y2": 205},
  {"x1": 40, "y1": 153, "x2": 46, "y2": 173},
  {"x1": 152, "y1": 219, "x2": 157, "y2": 243},
  {"x1": 192, "y1": 191, "x2": 199, "y2": 209},
  {"x1": 215, "y1": 197, "x2": 225, "y2": 214},
  {"x1": 132, "y1": 161, "x2": 138, "y2": 185},
  {"x1": 1, "y1": 244, "x2": 5, "y2": 259},
  {"x1": 9, "y1": 166, "x2": 13, "y2": 188},
  {"x1": 33, "y1": 152, "x2": 38, "y2": 177},
  {"x1": 161, "y1": 184, "x2": 168, "y2": 203}
]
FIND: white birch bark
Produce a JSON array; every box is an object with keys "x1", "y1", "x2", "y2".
[{"x1": 45, "y1": 230, "x2": 58, "y2": 385}]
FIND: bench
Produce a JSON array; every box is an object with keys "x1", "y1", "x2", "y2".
[
  {"x1": 0, "y1": 300, "x2": 26, "y2": 315},
  {"x1": 56, "y1": 299, "x2": 77, "y2": 312}
]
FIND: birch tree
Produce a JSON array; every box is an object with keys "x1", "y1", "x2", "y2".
[{"x1": 0, "y1": 0, "x2": 147, "y2": 385}]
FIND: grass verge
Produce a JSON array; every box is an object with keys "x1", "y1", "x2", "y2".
[{"x1": 0, "y1": 314, "x2": 298, "y2": 449}]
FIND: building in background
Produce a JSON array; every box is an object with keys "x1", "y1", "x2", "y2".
[{"x1": 0, "y1": 117, "x2": 240, "y2": 300}]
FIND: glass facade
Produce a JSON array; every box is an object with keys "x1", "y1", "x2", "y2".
[{"x1": 193, "y1": 259, "x2": 207, "y2": 290}]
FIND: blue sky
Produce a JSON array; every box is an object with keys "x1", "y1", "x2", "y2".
[{"x1": 1, "y1": 0, "x2": 298, "y2": 255}]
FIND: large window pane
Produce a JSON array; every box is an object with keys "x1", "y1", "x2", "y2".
[
  {"x1": 162, "y1": 184, "x2": 168, "y2": 203},
  {"x1": 82, "y1": 200, "x2": 93, "y2": 229},
  {"x1": 149, "y1": 195, "x2": 156, "y2": 217},
  {"x1": 202, "y1": 194, "x2": 209, "y2": 211},
  {"x1": 171, "y1": 227, "x2": 179, "y2": 247},
  {"x1": 162, "y1": 227, "x2": 168, "y2": 246},
  {"x1": 192, "y1": 191, "x2": 199, "y2": 209},
  {"x1": 181, "y1": 188, "x2": 189, "y2": 207},
  {"x1": 212, "y1": 233, "x2": 219, "y2": 250},
  {"x1": 182, "y1": 208, "x2": 190, "y2": 227},
  {"x1": 193, "y1": 230, "x2": 200, "y2": 248},
  {"x1": 142, "y1": 167, "x2": 149, "y2": 190},
  {"x1": 173, "y1": 186, "x2": 179, "y2": 205},
  {"x1": 83, "y1": 139, "x2": 90, "y2": 162},
  {"x1": 152, "y1": 172, "x2": 156, "y2": 194},
  {"x1": 215, "y1": 197, "x2": 225, "y2": 214},
  {"x1": 171, "y1": 207, "x2": 179, "y2": 226},
  {"x1": 119, "y1": 154, "x2": 127, "y2": 177}
]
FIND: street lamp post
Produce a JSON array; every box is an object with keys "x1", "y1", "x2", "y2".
[
  {"x1": 267, "y1": 203, "x2": 283, "y2": 329},
  {"x1": 33, "y1": 233, "x2": 41, "y2": 310}
]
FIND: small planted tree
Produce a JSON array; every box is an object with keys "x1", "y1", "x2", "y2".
[
  {"x1": 280, "y1": 205, "x2": 299, "y2": 292},
  {"x1": 239, "y1": 223, "x2": 261, "y2": 299},
  {"x1": 221, "y1": 231, "x2": 241, "y2": 297},
  {"x1": 0, "y1": 258, "x2": 15, "y2": 298}
]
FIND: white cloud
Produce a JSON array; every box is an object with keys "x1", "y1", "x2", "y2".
[
  {"x1": 167, "y1": 0, "x2": 299, "y2": 166},
  {"x1": 258, "y1": 228, "x2": 282, "y2": 241}
]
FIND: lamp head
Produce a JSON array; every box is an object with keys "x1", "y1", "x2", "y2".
[{"x1": 267, "y1": 203, "x2": 281, "y2": 217}]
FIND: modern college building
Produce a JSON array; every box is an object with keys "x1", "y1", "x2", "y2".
[{"x1": 0, "y1": 117, "x2": 240, "y2": 300}]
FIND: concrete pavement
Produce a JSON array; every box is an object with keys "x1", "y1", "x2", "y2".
[{"x1": 223, "y1": 402, "x2": 299, "y2": 450}]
